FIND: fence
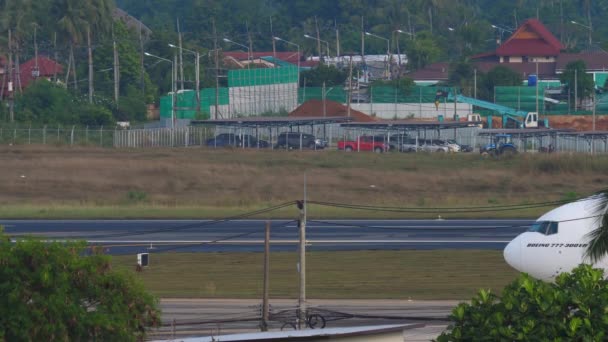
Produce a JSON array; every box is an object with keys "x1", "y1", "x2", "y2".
[
  {"x1": 3, "y1": 124, "x2": 606, "y2": 154},
  {"x1": 0, "y1": 125, "x2": 115, "y2": 147}
]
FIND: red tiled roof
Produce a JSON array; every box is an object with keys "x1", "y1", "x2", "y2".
[
  {"x1": 556, "y1": 52, "x2": 608, "y2": 71},
  {"x1": 497, "y1": 18, "x2": 563, "y2": 56},
  {"x1": 19, "y1": 56, "x2": 63, "y2": 88},
  {"x1": 406, "y1": 62, "x2": 449, "y2": 81},
  {"x1": 497, "y1": 39, "x2": 560, "y2": 57}
]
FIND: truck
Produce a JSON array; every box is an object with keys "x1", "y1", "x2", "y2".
[{"x1": 338, "y1": 136, "x2": 390, "y2": 153}]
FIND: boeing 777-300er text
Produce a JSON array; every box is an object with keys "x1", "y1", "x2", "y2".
[{"x1": 504, "y1": 195, "x2": 608, "y2": 281}]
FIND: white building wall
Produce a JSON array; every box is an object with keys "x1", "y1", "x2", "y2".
[
  {"x1": 350, "y1": 103, "x2": 474, "y2": 120},
  {"x1": 228, "y1": 83, "x2": 298, "y2": 117}
]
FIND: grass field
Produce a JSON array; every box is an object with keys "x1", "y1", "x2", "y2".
[
  {"x1": 112, "y1": 250, "x2": 519, "y2": 300},
  {"x1": 1, "y1": 145, "x2": 607, "y2": 219}
]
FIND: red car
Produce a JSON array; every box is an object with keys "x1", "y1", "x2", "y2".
[{"x1": 337, "y1": 136, "x2": 390, "y2": 153}]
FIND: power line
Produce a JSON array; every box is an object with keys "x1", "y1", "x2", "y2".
[
  {"x1": 147, "y1": 219, "x2": 296, "y2": 254},
  {"x1": 39, "y1": 201, "x2": 296, "y2": 241}
]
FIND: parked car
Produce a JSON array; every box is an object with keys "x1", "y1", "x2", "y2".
[
  {"x1": 445, "y1": 139, "x2": 474, "y2": 152},
  {"x1": 338, "y1": 136, "x2": 390, "y2": 153},
  {"x1": 420, "y1": 140, "x2": 449, "y2": 153},
  {"x1": 275, "y1": 132, "x2": 327, "y2": 150},
  {"x1": 400, "y1": 138, "x2": 421, "y2": 152},
  {"x1": 205, "y1": 133, "x2": 269, "y2": 148},
  {"x1": 400, "y1": 138, "x2": 448, "y2": 153},
  {"x1": 434, "y1": 139, "x2": 461, "y2": 152}
]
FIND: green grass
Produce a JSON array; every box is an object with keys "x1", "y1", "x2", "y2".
[
  {"x1": 0, "y1": 203, "x2": 555, "y2": 219},
  {"x1": 112, "y1": 250, "x2": 519, "y2": 300}
]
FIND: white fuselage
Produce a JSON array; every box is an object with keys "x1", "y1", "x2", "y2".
[{"x1": 504, "y1": 196, "x2": 608, "y2": 281}]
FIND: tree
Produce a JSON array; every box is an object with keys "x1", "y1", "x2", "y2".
[
  {"x1": 479, "y1": 65, "x2": 522, "y2": 101},
  {"x1": 299, "y1": 64, "x2": 347, "y2": 87},
  {"x1": 438, "y1": 265, "x2": 608, "y2": 341},
  {"x1": 0, "y1": 230, "x2": 160, "y2": 341},
  {"x1": 448, "y1": 60, "x2": 474, "y2": 96},
  {"x1": 584, "y1": 191, "x2": 608, "y2": 263},
  {"x1": 559, "y1": 60, "x2": 595, "y2": 110}
]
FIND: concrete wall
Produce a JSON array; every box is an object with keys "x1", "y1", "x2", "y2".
[{"x1": 350, "y1": 103, "x2": 474, "y2": 120}]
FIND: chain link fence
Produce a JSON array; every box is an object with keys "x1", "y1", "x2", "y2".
[{"x1": 0, "y1": 125, "x2": 115, "y2": 147}]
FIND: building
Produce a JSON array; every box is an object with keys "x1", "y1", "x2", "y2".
[{"x1": 409, "y1": 19, "x2": 608, "y2": 88}]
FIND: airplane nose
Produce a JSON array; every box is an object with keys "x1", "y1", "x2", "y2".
[{"x1": 504, "y1": 237, "x2": 523, "y2": 272}]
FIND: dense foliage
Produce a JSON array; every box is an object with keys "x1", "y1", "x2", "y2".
[
  {"x1": 437, "y1": 265, "x2": 608, "y2": 341},
  {"x1": 0, "y1": 230, "x2": 160, "y2": 341}
]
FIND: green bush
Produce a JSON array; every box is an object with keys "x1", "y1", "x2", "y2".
[{"x1": 437, "y1": 265, "x2": 608, "y2": 341}]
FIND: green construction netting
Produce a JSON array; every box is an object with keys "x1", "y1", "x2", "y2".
[
  {"x1": 160, "y1": 88, "x2": 229, "y2": 119},
  {"x1": 298, "y1": 86, "x2": 442, "y2": 104},
  {"x1": 228, "y1": 66, "x2": 298, "y2": 87},
  {"x1": 298, "y1": 87, "x2": 347, "y2": 103},
  {"x1": 595, "y1": 72, "x2": 608, "y2": 88}
]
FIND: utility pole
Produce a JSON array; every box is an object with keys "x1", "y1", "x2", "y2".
[
  {"x1": 261, "y1": 221, "x2": 271, "y2": 331},
  {"x1": 195, "y1": 50, "x2": 200, "y2": 113},
  {"x1": 213, "y1": 18, "x2": 220, "y2": 119},
  {"x1": 574, "y1": 69, "x2": 578, "y2": 112},
  {"x1": 8, "y1": 28, "x2": 13, "y2": 122},
  {"x1": 87, "y1": 26, "x2": 94, "y2": 104},
  {"x1": 322, "y1": 81, "x2": 326, "y2": 117},
  {"x1": 593, "y1": 92, "x2": 596, "y2": 131},
  {"x1": 347, "y1": 56, "x2": 353, "y2": 117},
  {"x1": 360, "y1": 16, "x2": 365, "y2": 63},
  {"x1": 335, "y1": 20, "x2": 340, "y2": 58},
  {"x1": 177, "y1": 18, "x2": 184, "y2": 91},
  {"x1": 535, "y1": 61, "x2": 539, "y2": 115},
  {"x1": 474, "y1": 69, "x2": 477, "y2": 99},
  {"x1": 297, "y1": 174, "x2": 307, "y2": 330},
  {"x1": 113, "y1": 36, "x2": 120, "y2": 104},
  {"x1": 53, "y1": 32, "x2": 58, "y2": 82},
  {"x1": 315, "y1": 16, "x2": 321, "y2": 61},
  {"x1": 33, "y1": 25, "x2": 39, "y2": 83},
  {"x1": 270, "y1": 16, "x2": 276, "y2": 59},
  {"x1": 173, "y1": 54, "x2": 178, "y2": 128},
  {"x1": 139, "y1": 22, "x2": 145, "y2": 95}
]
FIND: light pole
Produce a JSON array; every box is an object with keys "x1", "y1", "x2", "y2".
[
  {"x1": 169, "y1": 43, "x2": 201, "y2": 113},
  {"x1": 223, "y1": 37, "x2": 251, "y2": 63},
  {"x1": 571, "y1": 20, "x2": 593, "y2": 47},
  {"x1": 303, "y1": 34, "x2": 330, "y2": 61},
  {"x1": 394, "y1": 29, "x2": 414, "y2": 68},
  {"x1": 365, "y1": 32, "x2": 391, "y2": 79},
  {"x1": 491, "y1": 24, "x2": 514, "y2": 45},
  {"x1": 273, "y1": 36, "x2": 301, "y2": 88},
  {"x1": 144, "y1": 52, "x2": 175, "y2": 128}
]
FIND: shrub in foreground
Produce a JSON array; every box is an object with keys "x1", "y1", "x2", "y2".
[
  {"x1": 0, "y1": 230, "x2": 160, "y2": 341},
  {"x1": 437, "y1": 265, "x2": 608, "y2": 341}
]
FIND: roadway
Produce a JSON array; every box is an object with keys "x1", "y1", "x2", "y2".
[
  {"x1": 152, "y1": 298, "x2": 454, "y2": 340},
  {"x1": 0, "y1": 219, "x2": 532, "y2": 254}
]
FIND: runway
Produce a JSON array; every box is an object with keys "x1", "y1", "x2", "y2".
[{"x1": 1, "y1": 219, "x2": 531, "y2": 254}]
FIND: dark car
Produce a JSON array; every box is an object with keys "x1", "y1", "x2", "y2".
[
  {"x1": 275, "y1": 132, "x2": 327, "y2": 150},
  {"x1": 206, "y1": 133, "x2": 269, "y2": 148}
]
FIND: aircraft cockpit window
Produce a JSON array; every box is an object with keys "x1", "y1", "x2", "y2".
[{"x1": 528, "y1": 221, "x2": 558, "y2": 235}]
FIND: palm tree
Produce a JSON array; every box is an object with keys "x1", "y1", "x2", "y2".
[
  {"x1": 57, "y1": 0, "x2": 114, "y2": 99},
  {"x1": 584, "y1": 191, "x2": 608, "y2": 263},
  {"x1": 0, "y1": 0, "x2": 34, "y2": 93}
]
